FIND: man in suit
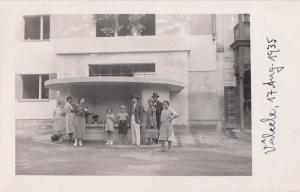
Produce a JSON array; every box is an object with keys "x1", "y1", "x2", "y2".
[
  {"x1": 130, "y1": 95, "x2": 144, "y2": 146},
  {"x1": 152, "y1": 93, "x2": 163, "y2": 143}
]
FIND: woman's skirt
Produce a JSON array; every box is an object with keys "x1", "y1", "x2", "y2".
[
  {"x1": 53, "y1": 116, "x2": 66, "y2": 136},
  {"x1": 73, "y1": 117, "x2": 85, "y2": 139},
  {"x1": 65, "y1": 113, "x2": 75, "y2": 134},
  {"x1": 158, "y1": 121, "x2": 175, "y2": 142}
]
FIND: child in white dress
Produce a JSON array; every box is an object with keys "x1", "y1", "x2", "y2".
[{"x1": 105, "y1": 108, "x2": 116, "y2": 145}]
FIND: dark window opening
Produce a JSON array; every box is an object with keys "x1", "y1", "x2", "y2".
[
  {"x1": 43, "y1": 15, "x2": 50, "y2": 40},
  {"x1": 22, "y1": 74, "x2": 49, "y2": 99},
  {"x1": 41, "y1": 74, "x2": 49, "y2": 99},
  {"x1": 22, "y1": 75, "x2": 39, "y2": 99},
  {"x1": 89, "y1": 64, "x2": 155, "y2": 77},
  {"x1": 24, "y1": 15, "x2": 50, "y2": 40}
]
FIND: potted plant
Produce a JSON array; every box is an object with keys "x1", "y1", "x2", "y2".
[
  {"x1": 127, "y1": 14, "x2": 146, "y2": 36},
  {"x1": 94, "y1": 14, "x2": 123, "y2": 37}
]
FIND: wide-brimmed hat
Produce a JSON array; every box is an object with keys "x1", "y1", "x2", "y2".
[
  {"x1": 131, "y1": 95, "x2": 139, "y2": 100},
  {"x1": 152, "y1": 93, "x2": 159, "y2": 98}
]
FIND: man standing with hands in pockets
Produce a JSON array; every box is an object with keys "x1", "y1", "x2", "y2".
[{"x1": 130, "y1": 95, "x2": 144, "y2": 146}]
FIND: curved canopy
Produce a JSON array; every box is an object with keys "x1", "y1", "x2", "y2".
[{"x1": 45, "y1": 76, "x2": 184, "y2": 92}]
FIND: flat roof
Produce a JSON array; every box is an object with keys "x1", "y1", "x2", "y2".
[{"x1": 45, "y1": 76, "x2": 184, "y2": 92}]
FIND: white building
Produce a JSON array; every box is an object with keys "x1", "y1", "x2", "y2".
[{"x1": 14, "y1": 14, "x2": 251, "y2": 133}]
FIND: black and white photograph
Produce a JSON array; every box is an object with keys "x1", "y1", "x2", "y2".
[
  {"x1": 14, "y1": 13, "x2": 252, "y2": 176},
  {"x1": 1, "y1": 1, "x2": 300, "y2": 192}
]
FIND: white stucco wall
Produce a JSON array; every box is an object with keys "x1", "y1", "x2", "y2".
[
  {"x1": 14, "y1": 13, "x2": 237, "y2": 126},
  {"x1": 15, "y1": 100, "x2": 57, "y2": 119}
]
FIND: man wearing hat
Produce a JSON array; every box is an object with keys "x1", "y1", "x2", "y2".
[
  {"x1": 152, "y1": 93, "x2": 163, "y2": 142},
  {"x1": 129, "y1": 95, "x2": 144, "y2": 146}
]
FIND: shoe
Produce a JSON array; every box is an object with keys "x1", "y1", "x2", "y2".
[
  {"x1": 105, "y1": 140, "x2": 110, "y2": 145},
  {"x1": 73, "y1": 142, "x2": 78, "y2": 147},
  {"x1": 79, "y1": 141, "x2": 83, "y2": 146},
  {"x1": 110, "y1": 140, "x2": 113, "y2": 145}
]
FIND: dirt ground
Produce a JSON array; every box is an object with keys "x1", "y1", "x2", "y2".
[{"x1": 15, "y1": 125, "x2": 252, "y2": 176}]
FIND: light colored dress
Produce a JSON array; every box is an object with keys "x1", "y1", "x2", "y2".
[
  {"x1": 53, "y1": 107, "x2": 66, "y2": 135},
  {"x1": 159, "y1": 108, "x2": 178, "y2": 142},
  {"x1": 105, "y1": 113, "x2": 115, "y2": 132},
  {"x1": 65, "y1": 102, "x2": 75, "y2": 134}
]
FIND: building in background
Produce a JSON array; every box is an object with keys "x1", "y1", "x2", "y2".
[{"x1": 14, "y1": 14, "x2": 251, "y2": 136}]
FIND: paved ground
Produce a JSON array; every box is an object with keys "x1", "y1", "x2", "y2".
[{"x1": 15, "y1": 123, "x2": 252, "y2": 176}]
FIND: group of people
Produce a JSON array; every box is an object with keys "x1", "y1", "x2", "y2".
[{"x1": 52, "y1": 93, "x2": 179, "y2": 152}]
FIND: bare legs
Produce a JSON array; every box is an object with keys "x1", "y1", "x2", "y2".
[
  {"x1": 73, "y1": 138, "x2": 83, "y2": 146},
  {"x1": 161, "y1": 141, "x2": 172, "y2": 152},
  {"x1": 68, "y1": 133, "x2": 73, "y2": 143},
  {"x1": 168, "y1": 141, "x2": 172, "y2": 151},
  {"x1": 106, "y1": 132, "x2": 113, "y2": 145}
]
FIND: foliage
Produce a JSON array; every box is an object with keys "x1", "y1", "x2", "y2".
[
  {"x1": 94, "y1": 14, "x2": 123, "y2": 37},
  {"x1": 127, "y1": 14, "x2": 146, "y2": 35},
  {"x1": 94, "y1": 14, "x2": 146, "y2": 36}
]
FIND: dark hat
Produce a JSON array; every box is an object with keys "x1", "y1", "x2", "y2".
[
  {"x1": 131, "y1": 95, "x2": 139, "y2": 100},
  {"x1": 152, "y1": 93, "x2": 159, "y2": 98}
]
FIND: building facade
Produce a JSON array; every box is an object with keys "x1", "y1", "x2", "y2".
[{"x1": 14, "y1": 14, "x2": 250, "y2": 131}]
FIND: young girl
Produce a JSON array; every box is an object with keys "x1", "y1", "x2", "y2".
[
  {"x1": 105, "y1": 108, "x2": 116, "y2": 145},
  {"x1": 52, "y1": 100, "x2": 67, "y2": 143},
  {"x1": 159, "y1": 100, "x2": 179, "y2": 152},
  {"x1": 117, "y1": 105, "x2": 129, "y2": 145}
]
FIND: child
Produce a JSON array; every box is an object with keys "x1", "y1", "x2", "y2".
[
  {"x1": 105, "y1": 108, "x2": 116, "y2": 145},
  {"x1": 117, "y1": 105, "x2": 129, "y2": 145},
  {"x1": 159, "y1": 100, "x2": 178, "y2": 152},
  {"x1": 52, "y1": 100, "x2": 67, "y2": 143}
]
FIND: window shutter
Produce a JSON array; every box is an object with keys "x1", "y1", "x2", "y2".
[
  {"x1": 48, "y1": 73, "x2": 57, "y2": 99},
  {"x1": 15, "y1": 74, "x2": 22, "y2": 100}
]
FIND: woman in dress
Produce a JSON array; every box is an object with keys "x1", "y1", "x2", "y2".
[
  {"x1": 52, "y1": 100, "x2": 67, "y2": 143},
  {"x1": 105, "y1": 108, "x2": 116, "y2": 145},
  {"x1": 159, "y1": 100, "x2": 179, "y2": 152},
  {"x1": 145, "y1": 99, "x2": 158, "y2": 144},
  {"x1": 65, "y1": 96, "x2": 75, "y2": 143},
  {"x1": 73, "y1": 97, "x2": 88, "y2": 147}
]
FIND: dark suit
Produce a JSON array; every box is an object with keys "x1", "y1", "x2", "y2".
[
  {"x1": 153, "y1": 100, "x2": 163, "y2": 129},
  {"x1": 129, "y1": 102, "x2": 144, "y2": 123}
]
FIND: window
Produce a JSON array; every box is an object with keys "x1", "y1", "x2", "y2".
[
  {"x1": 95, "y1": 14, "x2": 155, "y2": 37},
  {"x1": 89, "y1": 64, "x2": 155, "y2": 77},
  {"x1": 22, "y1": 74, "x2": 49, "y2": 99},
  {"x1": 241, "y1": 14, "x2": 250, "y2": 22},
  {"x1": 24, "y1": 15, "x2": 50, "y2": 40}
]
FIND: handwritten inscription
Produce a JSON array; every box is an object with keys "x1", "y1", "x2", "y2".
[{"x1": 261, "y1": 37, "x2": 283, "y2": 154}]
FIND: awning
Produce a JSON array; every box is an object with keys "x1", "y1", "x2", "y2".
[{"x1": 45, "y1": 76, "x2": 184, "y2": 92}]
